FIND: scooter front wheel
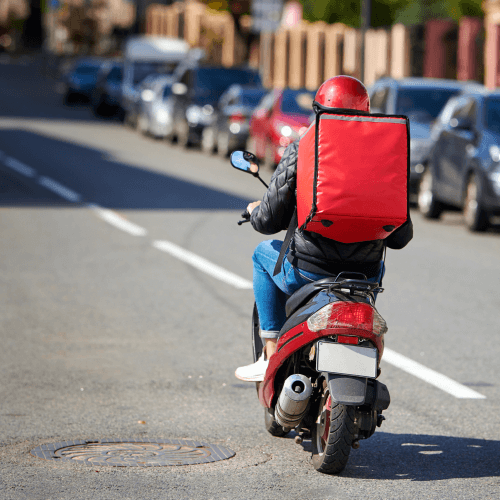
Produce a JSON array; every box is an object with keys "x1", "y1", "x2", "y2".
[{"x1": 311, "y1": 382, "x2": 355, "y2": 474}]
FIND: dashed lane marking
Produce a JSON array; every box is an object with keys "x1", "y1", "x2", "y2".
[
  {"x1": 4, "y1": 156, "x2": 36, "y2": 178},
  {"x1": 383, "y1": 348, "x2": 486, "y2": 399},
  {"x1": 1, "y1": 154, "x2": 488, "y2": 398},
  {"x1": 88, "y1": 204, "x2": 147, "y2": 237},
  {"x1": 153, "y1": 240, "x2": 253, "y2": 290},
  {"x1": 38, "y1": 176, "x2": 81, "y2": 203}
]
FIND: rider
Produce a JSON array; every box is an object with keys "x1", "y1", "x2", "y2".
[{"x1": 235, "y1": 76, "x2": 413, "y2": 382}]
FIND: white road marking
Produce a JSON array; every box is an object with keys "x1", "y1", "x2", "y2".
[
  {"x1": 383, "y1": 348, "x2": 486, "y2": 399},
  {"x1": 4, "y1": 157, "x2": 36, "y2": 178},
  {"x1": 153, "y1": 240, "x2": 253, "y2": 290},
  {"x1": 2, "y1": 154, "x2": 484, "y2": 400},
  {"x1": 88, "y1": 204, "x2": 147, "y2": 237},
  {"x1": 38, "y1": 176, "x2": 81, "y2": 202}
]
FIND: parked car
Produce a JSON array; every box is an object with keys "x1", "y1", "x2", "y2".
[
  {"x1": 417, "y1": 88, "x2": 500, "y2": 231},
  {"x1": 369, "y1": 78, "x2": 470, "y2": 194},
  {"x1": 61, "y1": 57, "x2": 105, "y2": 104},
  {"x1": 169, "y1": 65, "x2": 262, "y2": 148},
  {"x1": 137, "y1": 75, "x2": 174, "y2": 137},
  {"x1": 248, "y1": 88, "x2": 315, "y2": 168},
  {"x1": 121, "y1": 36, "x2": 190, "y2": 126},
  {"x1": 201, "y1": 84, "x2": 267, "y2": 157},
  {"x1": 91, "y1": 61, "x2": 123, "y2": 118}
]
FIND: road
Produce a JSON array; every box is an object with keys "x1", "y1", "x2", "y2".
[{"x1": 0, "y1": 58, "x2": 499, "y2": 499}]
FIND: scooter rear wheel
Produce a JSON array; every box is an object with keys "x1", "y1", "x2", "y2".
[
  {"x1": 264, "y1": 408, "x2": 288, "y2": 437},
  {"x1": 311, "y1": 383, "x2": 355, "y2": 474}
]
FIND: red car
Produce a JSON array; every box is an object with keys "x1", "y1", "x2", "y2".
[{"x1": 248, "y1": 88, "x2": 315, "y2": 168}]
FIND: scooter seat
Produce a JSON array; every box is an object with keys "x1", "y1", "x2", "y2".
[{"x1": 285, "y1": 277, "x2": 338, "y2": 318}]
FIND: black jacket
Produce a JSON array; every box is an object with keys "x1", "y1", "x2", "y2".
[{"x1": 250, "y1": 141, "x2": 413, "y2": 276}]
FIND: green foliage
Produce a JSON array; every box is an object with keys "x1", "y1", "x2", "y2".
[
  {"x1": 299, "y1": 0, "x2": 409, "y2": 27},
  {"x1": 299, "y1": 0, "x2": 483, "y2": 27},
  {"x1": 395, "y1": 0, "x2": 483, "y2": 23}
]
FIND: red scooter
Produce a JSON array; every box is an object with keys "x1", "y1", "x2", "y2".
[{"x1": 231, "y1": 151, "x2": 391, "y2": 475}]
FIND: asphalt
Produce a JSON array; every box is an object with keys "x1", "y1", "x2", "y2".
[{"x1": 0, "y1": 57, "x2": 499, "y2": 499}]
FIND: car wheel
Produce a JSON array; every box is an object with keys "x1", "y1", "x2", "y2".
[
  {"x1": 201, "y1": 126, "x2": 216, "y2": 154},
  {"x1": 217, "y1": 131, "x2": 230, "y2": 158},
  {"x1": 418, "y1": 167, "x2": 443, "y2": 219},
  {"x1": 137, "y1": 114, "x2": 149, "y2": 136},
  {"x1": 463, "y1": 174, "x2": 489, "y2": 232},
  {"x1": 177, "y1": 120, "x2": 191, "y2": 148},
  {"x1": 63, "y1": 91, "x2": 74, "y2": 105}
]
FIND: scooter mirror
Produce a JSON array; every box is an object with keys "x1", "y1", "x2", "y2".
[{"x1": 230, "y1": 151, "x2": 260, "y2": 175}]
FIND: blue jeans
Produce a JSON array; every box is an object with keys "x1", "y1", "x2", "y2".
[{"x1": 252, "y1": 239, "x2": 384, "y2": 339}]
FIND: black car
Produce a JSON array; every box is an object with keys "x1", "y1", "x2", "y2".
[
  {"x1": 417, "y1": 88, "x2": 500, "y2": 231},
  {"x1": 201, "y1": 84, "x2": 267, "y2": 157},
  {"x1": 91, "y1": 61, "x2": 123, "y2": 118},
  {"x1": 369, "y1": 78, "x2": 469, "y2": 194},
  {"x1": 169, "y1": 65, "x2": 262, "y2": 148}
]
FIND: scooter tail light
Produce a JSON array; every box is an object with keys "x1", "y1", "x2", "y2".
[
  {"x1": 307, "y1": 303, "x2": 333, "y2": 331},
  {"x1": 373, "y1": 309, "x2": 388, "y2": 336},
  {"x1": 307, "y1": 302, "x2": 380, "y2": 333}
]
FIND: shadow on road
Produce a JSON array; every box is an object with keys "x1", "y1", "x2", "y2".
[
  {"x1": 299, "y1": 432, "x2": 500, "y2": 480},
  {"x1": 0, "y1": 129, "x2": 252, "y2": 210},
  {"x1": 0, "y1": 58, "x2": 100, "y2": 123}
]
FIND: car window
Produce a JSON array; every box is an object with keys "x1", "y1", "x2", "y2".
[
  {"x1": 485, "y1": 98, "x2": 500, "y2": 134},
  {"x1": 371, "y1": 87, "x2": 389, "y2": 113},
  {"x1": 163, "y1": 85, "x2": 172, "y2": 100},
  {"x1": 133, "y1": 61, "x2": 176, "y2": 85},
  {"x1": 451, "y1": 98, "x2": 477, "y2": 122},
  {"x1": 256, "y1": 91, "x2": 276, "y2": 113},
  {"x1": 74, "y1": 63, "x2": 101, "y2": 76},
  {"x1": 226, "y1": 95, "x2": 239, "y2": 106},
  {"x1": 239, "y1": 89, "x2": 267, "y2": 107},
  {"x1": 193, "y1": 68, "x2": 261, "y2": 103},
  {"x1": 280, "y1": 90, "x2": 315, "y2": 115},
  {"x1": 107, "y1": 66, "x2": 122, "y2": 82},
  {"x1": 396, "y1": 87, "x2": 460, "y2": 122}
]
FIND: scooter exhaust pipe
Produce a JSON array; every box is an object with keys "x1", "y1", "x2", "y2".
[{"x1": 275, "y1": 374, "x2": 313, "y2": 429}]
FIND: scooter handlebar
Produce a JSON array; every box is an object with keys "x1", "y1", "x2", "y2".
[{"x1": 237, "y1": 210, "x2": 251, "y2": 225}]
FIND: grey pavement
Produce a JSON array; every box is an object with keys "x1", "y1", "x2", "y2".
[{"x1": 0, "y1": 60, "x2": 499, "y2": 499}]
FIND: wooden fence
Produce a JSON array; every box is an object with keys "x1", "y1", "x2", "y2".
[{"x1": 146, "y1": 1, "x2": 485, "y2": 89}]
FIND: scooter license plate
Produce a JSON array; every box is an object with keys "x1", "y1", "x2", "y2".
[{"x1": 316, "y1": 341, "x2": 378, "y2": 379}]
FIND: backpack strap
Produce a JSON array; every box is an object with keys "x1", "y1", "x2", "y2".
[{"x1": 273, "y1": 208, "x2": 298, "y2": 277}]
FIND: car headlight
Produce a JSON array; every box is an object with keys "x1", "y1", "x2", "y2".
[
  {"x1": 276, "y1": 123, "x2": 299, "y2": 138},
  {"x1": 489, "y1": 145, "x2": 500, "y2": 163},
  {"x1": 156, "y1": 109, "x2": 170, "y2": 124},
  {"x1": 229, "y1": 123, "x2": 241, "y2": 134},
  {"x1": 141, "y1": 89, "x2": 155, "y2": 102},
  {"x1": 186, "y1": 105, "x2": 213, "y2": 125}
]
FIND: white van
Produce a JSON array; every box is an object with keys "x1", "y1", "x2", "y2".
[{"x1": 121, "y1": 36, "x2": 190, "y2": 125}]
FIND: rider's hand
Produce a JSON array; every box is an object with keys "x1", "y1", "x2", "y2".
[{"x1": 247, "y1": 200, "x2": 261, "y2": 215}]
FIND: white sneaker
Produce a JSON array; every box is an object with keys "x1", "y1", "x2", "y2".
[{"x1": 235, "y1": 353, "x2": 269, "y2": 382}]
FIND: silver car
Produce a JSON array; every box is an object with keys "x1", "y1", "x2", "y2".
[{"x1": 137, "y1": 75, "x2": 174, "y2": 138}]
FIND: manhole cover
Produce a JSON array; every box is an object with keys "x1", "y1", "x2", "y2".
[{"x1": 31, "y1": 439, "x2": 235, "y2": 467}]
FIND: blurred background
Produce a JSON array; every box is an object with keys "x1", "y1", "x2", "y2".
[{"x1": 0, "y1": 0, "x2": 497, "y2": 86}]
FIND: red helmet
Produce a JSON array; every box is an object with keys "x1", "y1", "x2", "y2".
[{"x1": 314, "y1": 76, "x2": 370, "y2": 113}]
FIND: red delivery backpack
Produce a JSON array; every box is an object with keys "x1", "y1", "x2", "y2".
[{"x1": 296, "y1": 109, "x2": 409, "y2": 244}]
